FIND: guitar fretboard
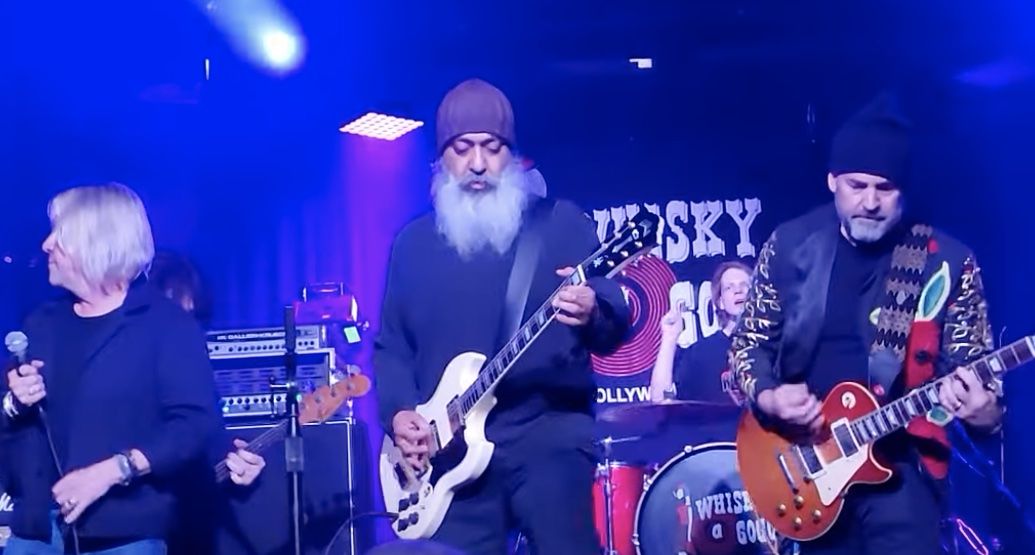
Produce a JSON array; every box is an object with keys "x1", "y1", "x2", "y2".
[
  {"x1": 452, "y1": 271, "x2": 584, "y2": 421},
  {"x1": 214, "y1": 422, "x2": 288, "y2": 482},
  {"x1": 849, "y1": 337, "x2": 1035, "y2": 445}
]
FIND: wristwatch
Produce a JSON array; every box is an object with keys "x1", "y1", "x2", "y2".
[
  {"x1": 113, "y1": 453, "x2": 134, "y2": 486},
  {"x1": 662, "y1": 383, "x2": 678, "y2": 400},
  {"x1": 2, "y1": 392, "x2": 19, "y2": 418}
]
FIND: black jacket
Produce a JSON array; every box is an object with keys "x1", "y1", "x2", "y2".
[
  {"x1": 731, "y1": 203, "x2": 993, "y2": 403},
  {"x1": 0, "y1": 284, "x2": 221, "y2": 541}
]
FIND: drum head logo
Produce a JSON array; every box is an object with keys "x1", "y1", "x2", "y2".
[{"x1": 637, "y1": 446, "x2": 778, "y2": 555}]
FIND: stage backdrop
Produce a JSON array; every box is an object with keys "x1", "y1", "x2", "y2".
[{"x1": 587, "y1": 196, "x2": 765, "y2": 409}]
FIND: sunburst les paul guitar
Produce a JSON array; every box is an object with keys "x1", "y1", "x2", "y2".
[
  {"x1": 214, "y1": 373, "x2": 371, "y2": 483},
  {"x1": 736, "y1": 335, "x2": 1035, "y2": 541},
  {"x1": 379, "y1": 212, "x2": 661, "y2": 539}
]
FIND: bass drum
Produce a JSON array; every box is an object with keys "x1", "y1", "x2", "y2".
[{"x1": 633, "y1": 442, "x2": 788, "y2": 555}]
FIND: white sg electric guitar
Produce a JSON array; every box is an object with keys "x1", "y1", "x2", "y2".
[{"x1": 379, "y1": 212, "x2": 660, "y2": 539}]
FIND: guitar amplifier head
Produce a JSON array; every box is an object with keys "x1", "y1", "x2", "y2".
[
  {"x1": 212, "y1": 348, "x2": 336, "y2": 421},
  {"x1": 206, "y1": 325, "x2": 327, "y2": 357}
]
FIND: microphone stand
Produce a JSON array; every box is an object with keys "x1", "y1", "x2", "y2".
[{"x1": 271, "y1": 307, "x2": 304, "y2": 555}]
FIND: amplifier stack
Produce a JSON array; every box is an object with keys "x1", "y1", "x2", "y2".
[{"x1": 206, "y1": 325, "x2": 340, "y2": 423}]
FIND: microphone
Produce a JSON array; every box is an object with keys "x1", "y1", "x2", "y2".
[
  {"x1": 5, "y1": 331, "x2": 28, "y2": 365},
  {"x1": 4, "y1": 331, "x2": 42, "y2": 412}
]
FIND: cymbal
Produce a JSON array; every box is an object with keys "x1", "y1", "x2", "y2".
[{"x1": 597, "y1": 399, "x2": 742, "y2": 426}]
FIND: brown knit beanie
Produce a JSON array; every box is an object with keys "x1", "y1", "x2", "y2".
[{"x1": 435, "y1": 79, "x2": 515, "y2": 153}]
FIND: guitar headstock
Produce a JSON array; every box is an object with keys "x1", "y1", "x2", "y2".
[
  {"x1": 299, "y1": 372, "x2": 372, "y2": 424},
  {"x1": 583, "y1": 211, "x2": 661, "y2": 280}
]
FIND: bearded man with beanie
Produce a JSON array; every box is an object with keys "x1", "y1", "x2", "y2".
[
  {"x1": 374, "y1": 78, "x2": 629, "y2": 554},
  {"x1": 731, "y1": 93, "x2": 1003, "y2": 554}
]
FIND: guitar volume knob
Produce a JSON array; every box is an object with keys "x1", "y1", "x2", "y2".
[
  {"x1": 812, "y1": 509, "x2": 822, "y2": 523},
  {"x1": 776, "y1": 504, "x2": 787, "y2": 517},
  {"x1": 793, "y1": 517, "x2": 803, "y2": 530},
  {"x1": 793, "y1": 495, "x2": 805, "y2": 509}
]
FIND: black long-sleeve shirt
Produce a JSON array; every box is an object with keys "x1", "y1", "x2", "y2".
[{"x1": 374, "y1": 198, "x2": 629, "y2": 447}]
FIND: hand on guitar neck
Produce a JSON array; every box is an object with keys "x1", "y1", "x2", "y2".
[
  {"x1": 552, "y1": 267, "x2": 597, "y2": 327},
  {"x1": 757, "y1": 383, "x2": 826, "y2": 437},
  {"x1": 225, "y1": 439, "x2": 266, "y2": 486},
  {"x1": 937, "y1": 366, "x2": 1002, "y2": 431}
]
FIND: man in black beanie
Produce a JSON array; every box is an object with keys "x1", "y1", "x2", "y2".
[{"x1": 730, "y1": 93, "x2": 1003, "y2": 554}]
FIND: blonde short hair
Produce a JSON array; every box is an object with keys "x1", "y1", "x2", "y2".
[{"x1": 47, "y1": 183, "x2": 155, "y2": 290}]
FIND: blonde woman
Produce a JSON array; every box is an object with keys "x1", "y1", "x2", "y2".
[{"x1": 1, "y1": 183, "x2": 220, "y2": 555}]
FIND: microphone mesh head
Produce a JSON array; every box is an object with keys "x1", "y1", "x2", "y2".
[{"x1": 4, "y1": 331, "x2": 28, "y2": 355}]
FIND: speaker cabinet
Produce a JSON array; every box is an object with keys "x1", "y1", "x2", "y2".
[{"x1": 172, "y1": 418, "x2": 374, "y2": 555}]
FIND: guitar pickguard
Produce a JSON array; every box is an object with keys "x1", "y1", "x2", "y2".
[
  {"x1": 429, "y1": 428, "x2": 469, "y2": 487},
  {"x1": 809, "y1": 441, "x2": 869, "y2": 505}
]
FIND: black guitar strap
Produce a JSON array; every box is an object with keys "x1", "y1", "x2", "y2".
[{"x1": 497, "y1": 198, "x2": 557, "y2": 351}]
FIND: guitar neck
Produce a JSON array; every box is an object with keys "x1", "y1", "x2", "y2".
[
  {"x1": 214, "y1": 421, "x2": 288, "y2": 482},
  {"x1": 454, "y1": 269, "x2": 586, "y2": 419},
  {"x1": 850, "y1": 336, "x2": 1035, "y2": 444}
]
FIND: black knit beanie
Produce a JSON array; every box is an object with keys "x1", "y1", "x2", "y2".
[{"x1": 829, "y1": 92, "x2": 912, "y2": 187}]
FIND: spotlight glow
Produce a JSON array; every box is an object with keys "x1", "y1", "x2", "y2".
[
  {"x1": 261, "y1": 28, "x2": 301, "y2": 69},
  {"x1": 339, "y1": 113, "x2": 424, "y2": 141}
]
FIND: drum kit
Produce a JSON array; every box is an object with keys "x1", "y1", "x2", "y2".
[{"x1": 590, "y1": 400, "x2": 796, "y2": 555}]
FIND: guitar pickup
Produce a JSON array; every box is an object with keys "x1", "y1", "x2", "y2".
[{"x1": 832, "y1": 421, "x2": 858, "y2": 457}]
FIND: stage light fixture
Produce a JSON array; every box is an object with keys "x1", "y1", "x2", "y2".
[{"x1": 339, "y1": 112, "x2": 424, "y2": 141}]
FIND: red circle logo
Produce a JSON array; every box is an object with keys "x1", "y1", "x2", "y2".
[{"x1": 591, "y1": 254, "x2": 677, "y2": 377}]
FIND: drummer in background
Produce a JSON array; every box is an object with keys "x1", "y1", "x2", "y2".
[{"x1": 648, "y1": 261, "x2": 752, "y2": 405}]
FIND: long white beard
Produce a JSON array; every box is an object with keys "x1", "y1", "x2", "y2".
[{"x1": 432, "y1": 161, "x2": 530, "y2": 258}]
